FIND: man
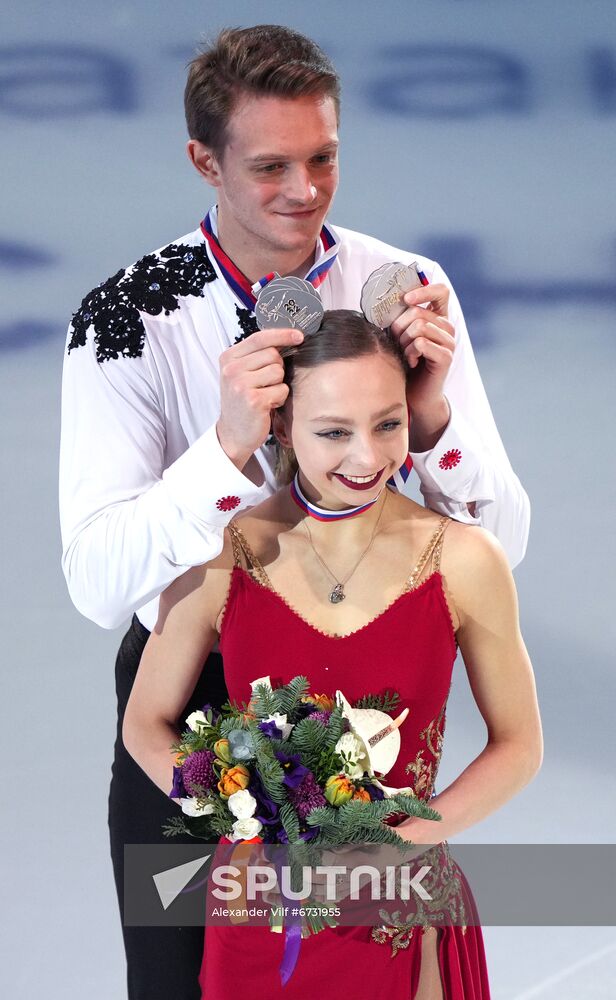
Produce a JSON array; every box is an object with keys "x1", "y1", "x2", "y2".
[{"x1": 59, "y1": 24, "x2": 529, "y2": 1000}]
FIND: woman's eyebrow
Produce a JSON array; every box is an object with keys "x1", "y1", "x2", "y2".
[{"x1": 309, "y1": 403, "x2": 405, "y2": 423}]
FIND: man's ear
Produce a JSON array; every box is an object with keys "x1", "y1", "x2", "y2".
[
  {"x1": 271, "y1": 407, "x2": 292, "y2": 448},
  {"x1": 186, "y1": 140, "x2": 222, "y2": 187}
]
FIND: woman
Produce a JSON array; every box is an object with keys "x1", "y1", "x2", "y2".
[{"x1": 123, "y1": 310, "x2": 543, "y2": 999}]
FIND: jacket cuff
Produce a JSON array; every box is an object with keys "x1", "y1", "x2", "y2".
[
  {"x1": 410, "y1": 403, "x2": 496, "y2": 503},
  {"x1": 162, "y1": 424, "x2": 270, "y2": 526}
]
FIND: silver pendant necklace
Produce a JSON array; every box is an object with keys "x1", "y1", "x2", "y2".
[{"x1": 302, "y1": 492, "x2": 388, "y2": 604}]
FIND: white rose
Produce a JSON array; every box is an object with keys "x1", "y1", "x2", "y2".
[
  {"x1": 227, "y1": 789, "x2": 257, "y2": 820},
  {"x1": 186, "y1": 710, "x2": 208, "y2": 733},
  {"x1": 229, "y1": 817, "x2": 263, "y2": 842},
  {"x1": 335, "y1": 732, "x2": 368, "y2": 779},
  {"x1": 263, "y1": 712, "x2": 294, "y2": 740},
  {"x1": 180, "y1": 797, "x2": 215, "y2": 817}
]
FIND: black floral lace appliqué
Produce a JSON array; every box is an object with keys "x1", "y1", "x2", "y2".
[
  {"x1": 234, "y1": 305, "x2": 259, "y2": 344},
  {"x1": 68, "y1": 243, "x2": 217, "y2": 363}
]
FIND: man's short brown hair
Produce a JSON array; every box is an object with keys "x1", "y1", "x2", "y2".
[{"x1": 184, "y1": 25, "x2": 340, "y2": 159}]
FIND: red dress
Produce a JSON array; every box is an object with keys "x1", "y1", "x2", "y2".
[{"x1": 199, "y1": 516, "x2": 491, "y2": 999}]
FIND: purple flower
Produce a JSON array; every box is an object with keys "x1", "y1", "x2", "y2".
[
  {"x1": 288, "y1": 772, "x2": 327, "y2": 820},
  {"x1": 259, "y1": 719, "x2": 283, "y2": 740},
  {"x1": 366, "y1": 782, "x2": 385, "y2": 801},
  {"x1": 307, "y1": 709, "x2": 332, "y2": 726},
  {"x1": 277, "y1": 825, "x2": 320, "y2": 844},
  {"x1": 169, "y1": 765, "x2": 186, "y2": 799},
  {"x1": 300, "y1": 827, "x2": 319, "y2": 842},
  {"x1": 249, "y1": 773, "x2": 280, "y2": 827},
  {"x1": 275, "y1": 751, "x2": 310, "y2": 790},
  {"x1": 181, "y1": 749, "x2": 217, "y2": 796}
]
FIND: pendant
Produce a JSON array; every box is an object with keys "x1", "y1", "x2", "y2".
[{"x1": 329, "y1": 583, "x2": 345, "y2": 604}]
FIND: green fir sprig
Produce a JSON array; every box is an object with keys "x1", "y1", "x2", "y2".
[
  {"x1": 275, "y1": 675, "x2": 311, "y2": 717},
  {"x1": 352, "y1": 690, "x2": 401, "y2": 713},
  {"x1": 248, "y1": 681, "x2": 280, "y2": 717},
  {"x1": 305, "y1": 795, "x2": 440, "y2": 849},
  {"x1": 279, "y1": 802, "x2": 301, "y2": 844}
]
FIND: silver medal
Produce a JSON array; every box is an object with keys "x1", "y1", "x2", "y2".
[
  {"x1": 255, "y1": 277, "x2": 324, "y2": 335},
  {"x1": 360, "y1": 261, "x2": 423, "y2": 329}
]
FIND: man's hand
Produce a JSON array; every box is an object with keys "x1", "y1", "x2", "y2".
[
  {"x1": 216, "y1": 327, "x2": 304, "y2": 472},
  {"x1": 389, "y1": 284, "x2": 455, "y2": 452}
]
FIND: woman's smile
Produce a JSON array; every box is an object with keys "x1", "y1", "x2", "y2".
[{"x1": 332, "y1": 468, "x2": 385, "y2": 490}]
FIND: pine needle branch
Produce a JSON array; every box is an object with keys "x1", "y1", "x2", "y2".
[
  {"x1": 276, "y1": 675, "x2": 310, "y2": 717},
  {"x1": 352, "y1": 690, "x2": 401, "y2": 713},
  {"x1": 249, "y1": 683, "x2": 279, "y2": 717}
]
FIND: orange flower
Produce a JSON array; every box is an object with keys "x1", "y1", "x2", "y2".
[
  {"x1": 352, "y1": 787, "x2": 371, "y2": 803},
  {"x1": 218, "y1": 765, "x2": 250, "y2": 798},
  {"x1": 324, "y1": 774, "x2": 355, "y2": 806},
  {"x1": 302, "y1": 693, "x2": 336, "y2": 712}
]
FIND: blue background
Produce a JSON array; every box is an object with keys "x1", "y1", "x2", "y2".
[{"x1": 2, "y1": 2, "x2": 615, "y2": 996}]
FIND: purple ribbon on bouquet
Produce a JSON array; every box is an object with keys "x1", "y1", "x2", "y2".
[{"x1": 274, "y1": 857, "x2": 303, "y2": 987}]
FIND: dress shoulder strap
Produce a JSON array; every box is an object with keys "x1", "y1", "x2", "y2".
[
  {"x1": 227, "y1": 520, "x2": 274, "y2": 590},
  {"x1": 404, "y1": 516, "x2": 451, "y2": 591},
  {"x1": 227, "y1": 520, "x2": 247, "y2": 569}
]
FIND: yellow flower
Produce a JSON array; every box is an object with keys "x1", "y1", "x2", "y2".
[
  {"x1": 214, "y1": 739, "x2": 232, "y2": 764},
  {"x1": 218, "y1": 765, "x2": 250, "y2": 799},
  {"x1": 324, "y1": 774, "x2": 355, "y2": 806}
]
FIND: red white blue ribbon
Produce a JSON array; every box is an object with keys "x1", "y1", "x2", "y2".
[
  {"x1": 200, "y1": 208, "x2": 339, "y2": 311},
  {"x1": 290, "y1": 472, "x2": 384, "y2": 521},
  {"x1": 306, "y1": 224, "x2": 337, "y2": 287},
  {"x1": 388, "y1": 452, "x2": 413, "y2": 489},
  {"x1": 251, "y1": 272, "x2": 279, "y2": 296}
]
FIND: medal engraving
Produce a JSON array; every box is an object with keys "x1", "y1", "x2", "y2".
[
  {"x1": 360, "y1": 261, "x2": 423, "y2": 329},
  {"x1": 255, "y1": 278, "x2": 324, "y2": 335}
]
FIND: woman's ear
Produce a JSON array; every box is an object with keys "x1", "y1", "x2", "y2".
[{"x1": 271, "y1": 407, "x2": 292, "y2": 448}]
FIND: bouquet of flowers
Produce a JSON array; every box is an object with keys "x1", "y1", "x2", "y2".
[
  {"x1": 164, "y1": 674, "x2": 440, "y2": 847},
  {"x1": 164, "y1": 675, "x2": 445, "y2": 984}
]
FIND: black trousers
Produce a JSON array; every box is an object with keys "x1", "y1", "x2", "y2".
[{"x1": 108, "y1": 614, "x2": 228, "y2": 1000}]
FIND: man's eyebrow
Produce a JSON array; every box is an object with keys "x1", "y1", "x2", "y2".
[
  {"x1": 310, "y1": 403, "x2": 405, "y2": 423},
  {"x1": 245, "y1": 141, "x2": 339, "y2": 165}
]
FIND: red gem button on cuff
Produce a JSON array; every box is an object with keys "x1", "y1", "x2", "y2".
[
  {"x1": 216, "y1": 495, "x2": 241, "y2": 512},
  {"x1": 438, "y1": 449, "x2": 462, "y2": 471}
]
